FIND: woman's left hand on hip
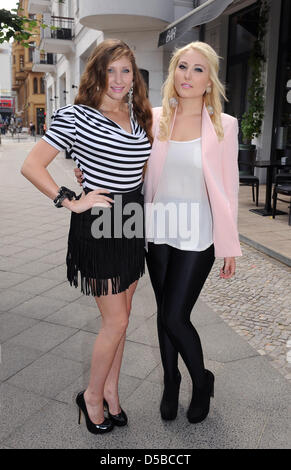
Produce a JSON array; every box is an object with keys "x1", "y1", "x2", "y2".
[{"x1": 219, "y1": 257, "x2": 236, "y2": 279}]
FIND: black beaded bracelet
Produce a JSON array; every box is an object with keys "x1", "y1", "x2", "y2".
[{"x1": 53, "y1": 186, "x2": 77, "y2": 208}]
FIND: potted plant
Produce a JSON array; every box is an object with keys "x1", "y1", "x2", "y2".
[{"x1": 239, "y1": 0, "x2": 269, "y2": 174}]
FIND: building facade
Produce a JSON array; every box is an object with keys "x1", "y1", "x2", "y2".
[
  {"x1": 0, "y1": 42, "x2": 15, "y2": 125},
  {"x1": 200, "y1": 0, "x2": 289, "y2": 182},
  {"x1": 12, "y1": 0, "x2": 46, "y2": 132},
  {"x1": 27, "y1": 0, "x2": 290, "y2": 183},
  {"x1": 158, "y1": 0, "x2": 291, "y2": 183},
  {"x1": 28, "y1": 0, "x2": 197, "y2": 124}
]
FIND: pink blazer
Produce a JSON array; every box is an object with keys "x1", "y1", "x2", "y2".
[{"x1": 143, "y1": 104, "x2": 242, "y2": 258}]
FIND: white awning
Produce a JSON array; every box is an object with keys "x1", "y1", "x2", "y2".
[{"x1": 158, "y1": 0, "x2": 234, "y2": 47}]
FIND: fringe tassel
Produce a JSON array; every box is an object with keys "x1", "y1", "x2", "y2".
[
  {"x1": 66, "y1": 230, "x2": 145, "y2": 297},
  {"x1": 66, "y1": 187, "x2": 145, "y2": 297}
]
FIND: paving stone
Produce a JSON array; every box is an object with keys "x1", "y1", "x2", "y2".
[
  {"x1": 0, "y1": 342, "x2": 42, "y2": 382},
  {"x1": 0, "y1": 312, "x2": 38, "y2": 343},
  {"x1": 7, "y1": 260, "x2": 60, "y2": 276},
  {"x1": 120, "y1": 340, "x2": 160, "y2": 379},
  {"x1": 8, "y1": 295, "x2": 69, "y2": 320},
  {"x1": 40, "y1": 281, "x2": 83, "y2": 302},
  {"x1": 0, "y1": 271, "x2": 31, "y2": 289},
  {"x1": 45, "y1": 302, "x2": 99, "y2": 329},
  {"x1": 0, "y1": 383, "x2": 49, "y2": 443},
  {"x1": 7, "y1": 353, "x2": 84, "y2": 399},
  {"x1": 7, "y1": 320, "x2": 77, "y2": 353},
  {"x1": 127, "y1": 315, "x2": 159, "y2": 347},
  {"x1": 11, "y1": 276, "x2": 63, "y2": 295},
  {"x1": 49, "y1": 330, "x2": 96, "y2": 363}
]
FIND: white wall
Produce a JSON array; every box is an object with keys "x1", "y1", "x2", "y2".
[
  {"x1": 103, "y1": 30, "x2": 164, "y2": 107},
  {"x1": 0, "y1": 43, "x2": 12, "y2": 94},
  {"x1": 45, "y1": 0, "x2": 195, "y2": 113}
]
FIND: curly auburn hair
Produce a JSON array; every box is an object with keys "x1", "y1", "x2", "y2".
[{"x1": 74, "y1": 38, "x2": 153, "y2": 144}]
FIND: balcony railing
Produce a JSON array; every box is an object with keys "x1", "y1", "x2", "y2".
[
  {"x1": 32, "y1": 50, "x2": 56, "y2": 72},
  {"x1": 40, "y1": 15, "x2": 75, "y2": 54}
]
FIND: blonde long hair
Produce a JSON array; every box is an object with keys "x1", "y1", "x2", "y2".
[{"x1": 159, "y1": 41, "x2": 228, "y2": 142}]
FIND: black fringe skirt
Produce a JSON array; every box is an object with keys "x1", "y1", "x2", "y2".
[{"x1": 66, "y1": 185, "x2": 145, "y2": 297}]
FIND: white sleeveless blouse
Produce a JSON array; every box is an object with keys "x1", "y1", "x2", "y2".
[{"x1": 147, "y1": 138, "x2": 213, "y2": 251}]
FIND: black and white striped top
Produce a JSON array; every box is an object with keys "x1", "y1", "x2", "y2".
[{"x1": 42, "y1": 104, "x2": 151, "y2": 193}]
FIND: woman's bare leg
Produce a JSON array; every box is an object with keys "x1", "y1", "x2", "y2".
[
  {"x1": 103, "y1": 280, "x2": 138, "y2": 414},
  {"x1": 84, "y1": 288, "x2": 129, "y2": 424}
]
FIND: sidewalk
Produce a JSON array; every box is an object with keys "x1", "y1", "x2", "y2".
[
  {"x1": 238, "y1": 185, "x2": 291, "y2": 267},
  {"x1": 0, "y1": 140, "x2": 290, "y2": 449}
]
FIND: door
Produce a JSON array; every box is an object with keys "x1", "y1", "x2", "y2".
[
  {"x1": 225, "y1": 2, "x2": 260, "y2": 141},
  {"x1": 36, "y1": 107, "x2": 45, "y2": 135}
]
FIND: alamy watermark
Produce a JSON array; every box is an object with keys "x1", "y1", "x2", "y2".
[{"x1": 91, "y1": 197, "x2": 201, "y2": 244}]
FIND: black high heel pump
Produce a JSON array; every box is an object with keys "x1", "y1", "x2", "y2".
[
  {"x1": 103, "y1": 398, "x2": 128, "y2": 426},
  {"x1": 76, "y1": 391, "x2": 114, "y2": 434},
  {"x1": 187, "y1": 369, "x2": 215, "y2": 424}
]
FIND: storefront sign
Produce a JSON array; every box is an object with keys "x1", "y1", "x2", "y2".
[
  {"x1": 0, "y1": 99, "x2": 14, "y2": 108},
  {"x1": 158, "y1": 0, "x2": 234, "y2": 47}
]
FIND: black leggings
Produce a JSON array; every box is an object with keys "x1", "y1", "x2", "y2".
[{"x1": 146, "y1": 242, "x2": 215, "y2": 389}]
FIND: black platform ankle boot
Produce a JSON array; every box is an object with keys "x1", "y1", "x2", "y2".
[
  {"x1": 187, "y1": 369, "x2": 215, "y2": 424},
  {"x1": 160, "y1": 371, "x2": 182, "y2": 421}
]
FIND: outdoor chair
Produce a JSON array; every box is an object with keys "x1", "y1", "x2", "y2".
[
  {"x1": 274, "y1": 169, "x2": 291, "y2": 186},
  {"x1": 238, "y1": 150, "x2": 259, "y2": 206},
  {"x1": 272, "y1": 184, "x2": 291, "y2": 225}
]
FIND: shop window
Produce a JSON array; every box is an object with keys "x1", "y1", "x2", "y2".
[{"x1": 225, "y1": 3, "x2": 260, "y2": 131}]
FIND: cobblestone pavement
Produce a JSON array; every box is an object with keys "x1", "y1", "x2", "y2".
[{"x1": 200, "y1": 243, "x2": 291, "y2": 381}]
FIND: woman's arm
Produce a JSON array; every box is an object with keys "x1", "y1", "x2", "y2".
[
  {"x1": 21, "y1": 140, "x2": 114, "y2": 212},
  {"x1": 219, "y1": 118, "x2": 240, "y2": 279},
  {"x1": 221, "y1": 118, "x2": 240, "y2": 225},
  {"x1": 21, "y1": 139, "x2": 61, "y2": 201}
]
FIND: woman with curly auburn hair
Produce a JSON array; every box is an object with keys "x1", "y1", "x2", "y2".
[
  {"x1": 21, "y1": 39, "x2": 152, "y2": 435},
  {"x1": 144, "y1": 41, "x2": 242, "y2": 424}
]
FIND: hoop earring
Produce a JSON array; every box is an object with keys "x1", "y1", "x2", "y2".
[{"x1": 128, "y1": 84, "x2": 134, "y2": 119}]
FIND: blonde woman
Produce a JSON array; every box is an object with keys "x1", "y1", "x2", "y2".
[
  {"x1": 21, "y1": 39, "x2": 152, "y2": 435},
  {"x1": 143, "y1": 41, "x2": 242, "y2": 424}
]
